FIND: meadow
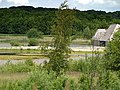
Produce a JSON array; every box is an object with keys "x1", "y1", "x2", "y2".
[{"x1": 1, "y1": 34, "x2": 119, "y2": 90}]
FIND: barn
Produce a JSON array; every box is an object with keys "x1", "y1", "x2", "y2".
[{"x1": 92, "y1": 24, "x2": 120, "y2": 46}]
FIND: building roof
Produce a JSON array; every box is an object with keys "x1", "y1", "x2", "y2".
[
  {"x1": 92, "y1": 24, "x2": 120, "y2": 42},
  {"x1": 100, "y1": 24, "x2": 120, "y2": 41},
  {"x1": 92, "y1": 29, "x2": 106, "y2": 40}
]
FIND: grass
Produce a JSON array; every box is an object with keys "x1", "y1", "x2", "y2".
[
  {"x1": 0, "y1": 73, "x2": 28, "y2": 81},
  {"x1": 0, "y1": 49, "x2": 103, "y2": 60},
  {"x1": 0, "y1": 34, "x2": 103, "y2": 60},
  {"x1": 0, "y1": 49, "x2": 41, "y2": 54},
  {"x1": 0, "y1": 34, "x2": 91, "y2": 45},
  {"x1": 0, "y1": 55, "x2": 46, "y2": 60},
  {"x1": 66, "y1": 71, "x2": 80, "y2": 81},
  {"x1": 72, "y1": 39, "x2": 91, "y2": 45},
  {"x1": 0, "y1": 48, "x2": 104, "y2": 54}
]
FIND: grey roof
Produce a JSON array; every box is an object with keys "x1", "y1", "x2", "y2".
[
  {"x1": 92, "y1": 29, "x2": 106, "y2": 40},
  {"x1": 100, "y1": 24, "x2": 118, "y2": 41}
]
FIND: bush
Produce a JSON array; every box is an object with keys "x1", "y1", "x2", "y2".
[
  {"x1": 21, "y1": 70, "x2": 67, "y2": 90},
  {"x1": 0, "y1": 60, "x2": 38, "y2": 73},
  {"x1": 27, "y1": 28, "x2": 43, "y2": 38},
  {"x1": 10, "y1": 40, "x2": 20, "y2": 46},
  {"x1": 0, "y1": 70, "x2": 67, "y2": 90},
  {"x1": 68, "y1": 60, "x2": 90, "y2": 73},
  {"x1": 105, "y1": 31, "x2": 120, "y2": 71},
  {"x1": 28, "y1": 38, "x2": 39, "y2": 46}
]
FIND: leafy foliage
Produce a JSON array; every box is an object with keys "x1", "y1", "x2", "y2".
[
  {"x1": 0, "y1": 60, "x2": 39, "y2": 73},
  {"x1": 28, "y1": 38, "x2": 39, "y2": 46},
  {"x1": 10, "y1": 40, "x2": 20, "y2": 46},
  {"x1": 0, "y1": 6, "x2": 120, "y2": 38},
  {"x1": 0, "y1": 56, "x2": 120, "y2": 90},
  {"x1": 105, "y1": 31, "x2": 120, "y2": 71},
  {"x1": 47, "y1": 0, "x2": 75, "y2": 76},
  {"x1": 27, "y1": 28, "x2": 43, "y2": 38},
  {"x1": 0, "y1": 70, "x2": 67, "y2": 90}
]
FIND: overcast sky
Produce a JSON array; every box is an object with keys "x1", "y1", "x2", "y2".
[{"x1": 0, "y1": 0, "x2": 120, "y2": 12}]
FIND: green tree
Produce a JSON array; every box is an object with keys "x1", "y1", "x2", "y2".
[
  {"x1": 105, "y1": 31, "x2": 120, "y2": 71},
  {"x1": 83, "y1": 26, "x2": 91, "y2": 39},
  {"x1": 48, "y1": 0, "x2": 75, "y2": 76},
  {"x1": 27, "y1": 28, "x2": 43, "y2": 38}
]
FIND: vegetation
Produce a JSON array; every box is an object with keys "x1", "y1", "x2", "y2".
[
  {"x1": 28, "y1": 38, "x2": 39, "y2": 46},
  {"x1": 105, "y1": 31, "x2": 120, "y2": 71},
  {"x1": 0, "y1": 6, "x2": 120, "y2": 38},
  {"x1": 0, "y1": 55, "x2": 120, "y2": 90},
  {"x1": 44, "y1": 0, "x2": 75, "y2": 76},
  {"x1": 0, "y1": 1, "x2": 120, "y2": 90},
  {"x1": 10, "y1": 40, "x2": 20, "y2": 46},
  {"x1": 27, "y1": 28, "x2": 43, "y2": 38},
  {"x1": 0, "y1": 60, "x2": 38, "y2": 73}
]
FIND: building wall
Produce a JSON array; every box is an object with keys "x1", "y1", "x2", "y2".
[{"x1": 93, "y1": 40, "x2": 100, "y2": 46}]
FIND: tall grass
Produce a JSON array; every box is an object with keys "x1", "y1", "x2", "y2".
[{"x1": 0, "y1": 60, "x2": 40, "y2": 73}]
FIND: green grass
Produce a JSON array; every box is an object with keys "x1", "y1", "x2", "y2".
[
  {"x1": 0, "y1": 34, "x2": 91, "y2": 46},
  {"x1": 72, "y1": 39, "x2": 91, "y2": 45},
  {"x1": 0, "y1": 34, "x2": 25, "y2": 36},
  {"x1": 0, "y1": 55, "x2": 46, "y2": 60},
  {"x1": 0, "y1": 48, "x2": 104, "y2": 60},
  {"x1": 0, "y1": 49, "x2": 41, "y2": 54}
]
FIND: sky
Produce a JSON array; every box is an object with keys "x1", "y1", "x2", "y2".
[{"x1": 0, "y1": 0, "x2": 120, "y2": 12}]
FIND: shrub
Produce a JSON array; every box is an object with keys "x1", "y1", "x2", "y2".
[
  {"x1": 28, "y1": 38, "x2": 39, "y2": 46},
  {"x1": 10, "y1": 40, "x2": 20, "y2": 46},
  {"x1": 0, "y1": 80, "x2": 22, "y2": 90},
  {"x1": 27, "y1": 28, "x2": 43, "y2": 38},
  {"x1": 0, "y1": 60, "x2": 38, "y2": 73},
  {"x1": 21, "y1": 70, "x2": 67, "y2": 90},
  {"x1": 0, "y1": 70, "x2": 67, "y2": 90},
  {"x1": 68, "y1": 60, "x2": 90, "y2": 73},
  {"x1": 105, "y1": 31, "x2": 120, "y2": 71}
]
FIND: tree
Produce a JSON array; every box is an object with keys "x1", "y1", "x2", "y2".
[
  {"x1": 83, "y1": 26, "x2": 91, "y2": 39},
  {"x1": 105, "y1": 31, "x2": 120, "y2": 71},
  {"x1": 47, "y1": 0, "x2": 75, "y2": 76},
  {"x1": 27, "y1": 28, "x2": 43, "y2": 38}
]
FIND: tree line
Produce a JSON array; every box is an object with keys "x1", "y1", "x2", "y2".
[{"x1": 0, "y1": 6, "x2": 120, "y2": 38}]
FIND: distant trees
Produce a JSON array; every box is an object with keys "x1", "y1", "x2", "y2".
[
  {"x1": 0, "y1": 6, "x2": 120, "y2": 39},
  {"x1": 105, "y1": 31, "x2": 120, "y2": 71}
]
